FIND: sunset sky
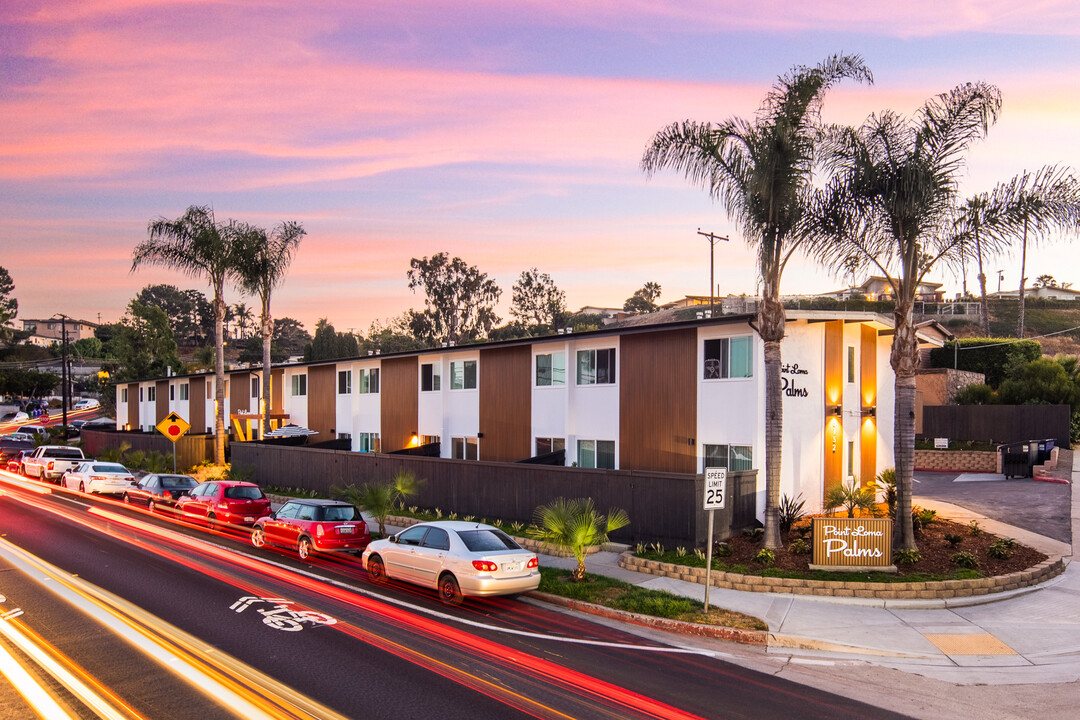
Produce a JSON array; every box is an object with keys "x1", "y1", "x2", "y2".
[{"x1": 3, "y1": 1, "x2": 1079, "y2": 336}]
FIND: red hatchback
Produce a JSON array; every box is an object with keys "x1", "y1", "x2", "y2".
[
  {"x1": 252, "y1": 498, "x2": 370, "y2": 560},
  {"x1": 176, "y1": 481, "x2": 271, "y2": 528}
]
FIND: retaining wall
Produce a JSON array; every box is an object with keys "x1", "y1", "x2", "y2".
[{"x1": 914, "y1": 449, "x2": 998, "y2": 473}]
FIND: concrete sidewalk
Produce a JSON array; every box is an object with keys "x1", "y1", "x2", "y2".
[{"x1": 536, "y1": 458, "x2": 1080, "y2": 686}]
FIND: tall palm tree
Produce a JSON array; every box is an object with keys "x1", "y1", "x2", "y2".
[
  {"x1": 641, "y1": 54, "x2": 872, "y2": 549},
  {"x1": 133, "y1": 206, "x2": 242, "y2": 465},
  {"x1": 233, "y1": 302, "x2": 254, "y2": 341},
  {"x1": 234, "y1": 221, "x2": 305, "y2": 434},
  {"x1": 953, "y1": 193, "x2": 998, "y2": 335},
  {"x1": 812, "y1": 82, "x2": 1002, "y2": 550}
]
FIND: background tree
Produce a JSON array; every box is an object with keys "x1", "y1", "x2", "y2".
[
  {"x1": 511, "y1": 268, "x2": 567, "y2": 328},
  {"x1": 270, "y1": 317, "x2": 311, "y2": 357},
  {"x1": 0, "y1": 368, "x2": 60, "y2": 399},
  {"x1": 642, "y1": 53, "x2": 871, "y2": 549},
  {"x1": 364, "y1": 316, "x2": 424, "y2": 354},
  {"x1": 304, "y1": 318, "x2": 359, "y2": 362},
  {"x1": 623, "y1": 281, "x2": 662, "y2": 313},
  {"x1": 407, "y1": 253, "x2": 501, "y2": 344},
  {"x1": 132, "y1": 205, "x2": 243, "y2": 465},
  {"x1": 0, "y1": 266, "x2": 18, "y2": 346},
  {"x1": 234, "y1": 220, "x2": 305, "y2": 433},
  {"x1": 233, "y1": 302, "x2": 254, "y2": 341},
  {"x1": 135, "y1": 284, "x2": 212, "y2": 346},
  {"x1": 953, "y1": 194, "x2": 1005, "y2": 335},
  {"x1": 813, "y1": 81, "x2": 1003, "y2": 550},
  {"x1": 109, "y1": 300, "x2": 184, "y2": 381}
]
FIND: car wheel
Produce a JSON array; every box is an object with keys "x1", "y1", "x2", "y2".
[
  {"x1": 148, "y1": 500, "x2": 157, "y2": 513},
  {"x1": 298, "y1": 537, "x2": 313, "y2": 560},
  {"x1": 367, "y1": 555, "x2": 387, "y2": 583},
  {"x1": 79, "y1": 482, "x2": 85, "y2": 493},
  {"x1": 123, "y1": 493, "x2": 132, "y2": 504},
  {"x1": 251, "y1": 526, "x2": 266, "y2": 548},
  {"x1": 206, "y1": 513, "x2": 217, "y2": 530},
  {"x1": 438, "y1": 573, "x2": 464, "y2": 606}
]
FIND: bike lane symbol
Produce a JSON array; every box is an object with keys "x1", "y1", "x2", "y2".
[{"x1": 230, "y1": 596, "x2": 338, "y2": 632}]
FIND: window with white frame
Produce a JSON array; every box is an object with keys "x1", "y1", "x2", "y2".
[
  {"x1": 703, "y1": 336, "x2": 753, "y2": 379},
  {"x1": 251, "y1": 376, "x2": 260, "y2": 399},
  {"x1": 206, "y1": 381, "x2": 212, "y2": 400},
  {"x1": 291, "y1": 374, "x2": 307, "y2": 396},
  {"x1": 147, "y1": 386, "x2": 156, "y2": 401},
  {"x1": 576, "y1": 348, "x2": 616, "y2": 385},
  {"x1": 338, "y1": 370, "x2": 352, "y2": 394},
  {"x1": 121, "y1": 388, "x2": 128, "y2": 403},
  {"x1": 847, "y1": 346, "x2": 856, "y2": 384},
  {"x1": 535, "y1": 352, "x2": 566, "y2": 386},
  {"x1": 421, "y1": 363, "x2": 441, "y2": 392},
  {"x1": 169, "y1": 384, "x2": 174, "y2": 401},
  {"x1": 179, "y1": 383, "x2": 189, "y2": 401},
  {"x1": 703, "y1": 444, "x2": 753, "y2": 471},
  {"x1": 535, "y1": 437, "x2": 565, "y2": 456},
  {"x1": 451, "y1": 436, "x2": 478, "y2": 460},
  {"x1": 358, "y1": 432, "x2": 380, "y2": 453},
  {"x1": 359, "y1": 368, "x2": 380, "y2": 394},
  {"x1": 450, "y1": 360, "x2": 477, "y2": 390},
  {"x1": 421, "y1": 434, "x2": 440, "y2": 447},
  {"x1": 577, "y1": 439, "x2": 615, "y2": 469}
]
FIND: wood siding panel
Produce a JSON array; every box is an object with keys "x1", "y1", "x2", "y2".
[
  {"x1": 307, "y1": 366, "x2": 336, "y2": 438},
  {"x1": 271, "y1": 369, "x2": 284, "y2": 414},
  {"x1": 155, "y1": 380, "x2": 168, "y2": 424},
  {"x1": 189, "y1": 377, "x2": 206, "y2": 433},
  {"x1": 619, "y1": 329, "x2": 696, "y2": 473},
  {"x1": 860, "y1": 324, "x2": 878, "y2": 486},
  {"x1": 127, "y1": 383, "x2": 139, "y2": 429},
  {"x1": 381, "y1": 357, "x2": 419, "y2": 452},
  {"x1": 230, "y1": 372, "x2": 251, "y2": 413},
  {"x1": 479, "y1": 346, "x2": 531, "y2": 462},
  {"x1": 823, "y1": 321, "x2": 844, "y2": 496}
]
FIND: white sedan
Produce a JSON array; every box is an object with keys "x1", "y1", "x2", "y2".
[
  {"x1": 362, "y1": 520, "x2": 540, "y2": 604},
  {"x1": 62, "y1": 461, "x2": 136, "y2": 495}
]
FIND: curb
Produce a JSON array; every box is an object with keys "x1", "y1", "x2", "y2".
[
  {"x1": 1034, "y1": 473, "x2": 1070, "y2": 484},
  {"x1": 527, "y1": 591, "x2": 768, "y2": 645}
]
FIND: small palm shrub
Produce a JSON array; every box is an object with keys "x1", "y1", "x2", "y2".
[
  {"x1": 824, "y1": 479, "x2": 877, "y2": 517},
  {"x1": 894, "y1": 548, "x2": 921, "y2": 566},
  {"x1": 713, "y1": 541, "x2": 733, "y2": 557},
  {"x1": 753, "y1": 548, "x2": 776, "y2": 566},
  {"x1": 944, "y1": 533, "x2": 963, "y2": 547},
  {"x1": 988, "y1": 538, "x2": 1017, "y2": 559},
  {"x1": 870, "y1": 468, "x2": 897, "y2": 518},
  {"x1": 951, "y1": 551, "x2": 979, "y2": 569},
  {"x1": 533, "y1": 497, "x2": 629, "y2": 581},
  {"x1": 789, "y1": 538, "x2": 810, "y2": 555},
  {"x1": 778, "y1": 493, "x2": 806, "y2": 533},
  {"x1": 742, "y1": 527, "x2": 764, "y2": 541}
]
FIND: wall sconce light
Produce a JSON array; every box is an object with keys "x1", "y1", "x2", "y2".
[
  {"x1": 477, "y1": 432, "x2": 484, "y2": 438},
  {"x1": 863, "y1": 407, "x2": 876, "y2": 417},
  {"x1": 830, "y1": 405, "x2": 842, "y2": 417},
  {"x1": 687, "y1": 437, "x2": 695, "y2": 446}
]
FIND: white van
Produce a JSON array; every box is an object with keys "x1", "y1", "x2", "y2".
[
  {"x1": 20, "y1": 424, "x2": 51, "y2": 440},
  {"x1": 74, "y1": 399, "x2": 101, "y2": 410}
]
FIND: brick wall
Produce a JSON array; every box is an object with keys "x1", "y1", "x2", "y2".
[{"x1": 914, "y1": 449, "x2": 998, "y2": 472}]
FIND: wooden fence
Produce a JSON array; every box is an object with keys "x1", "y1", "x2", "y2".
[
  {"x1": 921, "y1": 404, "x2": 1072, "y2": 447},
  {"x1": 81, "y1": 429, "x2": 218, "y2": 471},
  {"x1": 231, "y1": 442, "x2": 759, "y2": 547}
]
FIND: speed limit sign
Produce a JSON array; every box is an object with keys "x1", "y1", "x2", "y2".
[{"x1": 703, "y1": 467, "x2": 727, "y2": 510}]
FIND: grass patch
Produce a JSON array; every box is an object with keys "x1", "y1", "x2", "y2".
[{"x1": 538, "y1": 567, "x2": 767, "y2": 631}]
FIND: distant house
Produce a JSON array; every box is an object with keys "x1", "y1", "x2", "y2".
[
  {"x1": 574, "y1": 306, "x2": 628, "y2": 325},
  {"x1": 21, "y1": 318, "x2": 98, "y2": 347},
  {"x1": 817, "y1": 277, "x2": 946, "y2": 303},
  {"x1": 991, "y1": 285, "x2": 1080, "y2": 301}
]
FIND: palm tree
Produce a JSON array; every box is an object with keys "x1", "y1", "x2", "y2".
[
  {"x1": 641, "y1": 54, "x2": 872, "y2": 549},
  {"x1": 532, "y1": 497, "x2": 629, "y2": 581},
  {"x1": 953, "y1": 193, "x2": 1000, "y2": 335},
  {"x1": 233, "y1": 302, "x2": 254, "y2": 341},
  {"x1": 133, "y1": 206, "x2": 242, "y2": 466},
  {"x1": 333, "y1": 470, "x2": 420, "y2": 536},
  {"x1": 234, "y1": 221, "x2": 305, "y2": 434},
  {"x1": 812, "y1": 82, "x2": 1003, "y2": 550}
]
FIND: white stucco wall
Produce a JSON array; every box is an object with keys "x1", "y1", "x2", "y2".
[{"x1": 565, "y1": 337, "x2": 620, "y2": 467}]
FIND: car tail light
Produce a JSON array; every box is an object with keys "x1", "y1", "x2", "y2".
[
  {"x1": 217, "y1": 502, "x2": 229, "y2": 510},
  {"x1": 91, "y1": 475, "x2": 106, "y2": 482},
  {"x1": 472, "y1": 560, "x2": 498, "y2": 572},
  {"x1": 48, "y1": 462, "x2": 55, "y2": 470},
  {"x1": 316, "y1": 525, "x2": 325, "y2": 537},
  {"x1": 527, "y1": 557, "x2": 539, "y2": 569}
]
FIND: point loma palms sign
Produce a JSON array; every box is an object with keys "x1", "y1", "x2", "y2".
[{"x1": 810, "y1": 517, "x2": 895, "y2": 571}]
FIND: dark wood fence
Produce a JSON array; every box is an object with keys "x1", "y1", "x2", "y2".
[
  {"x1": 231, "y1": 442, "x2": 759, "y2": 547},
  {"x1": 81, "y1": 429, "x2": 219, "y2": 471},
  {"x1": 922, "y1": 404, "x2": 1072, "y2": 447}
]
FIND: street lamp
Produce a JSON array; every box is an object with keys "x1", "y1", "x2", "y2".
[{"x1": 697, "y1": 229, "x2": 730, "y2": 317}]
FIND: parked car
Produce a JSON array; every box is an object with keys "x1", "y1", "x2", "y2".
[
  {"x1": 0, "y1": 440, "x2": 33, "y2": 464},
  {"x1": 81, "y1": 417, "x2": 117, "y2": 429},
  {"x1": 20, "y1": 424, "x2": 51, "y2": 441},
  {"x1": 0, "y1": 411, "x2": 29, "y2": 424},
  {"x1": 251, "y1": 498, "x2": 371, "y2": 560},
  {"x1": 123, "y1": 473, "x2": 199, "y2": 512},
  {"x1": 22, "y1": 445, "x2": 86, "y2": 482},
  {"x1": 73, "y1": 398, "x2": 101, "y2": 410},
  {"x1": 5, "y1": 449, "x2": 31, "y2": 473},
  {"x1": 362, "y1": 521, "x2": 540, "y2": 604},
  {"x1": 62, "y1": 461, "x2": 136, "y2": 495},
  {"x1": 175, "y1": 481, "x2": 271, "y2": 528},
  {"x1": 6, "y1": 432, "x2": 35, "y2": 444}
]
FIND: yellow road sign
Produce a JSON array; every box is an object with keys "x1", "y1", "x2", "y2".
[{"x1": 156, "y1": 412, "x2": 191, "y2": 443}]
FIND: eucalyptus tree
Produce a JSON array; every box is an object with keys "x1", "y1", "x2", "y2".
[
  {"x1": 133, "y1": 205, "x2": 243, "y2": 465},
  {"x1": 812, "y1": 82, "x2": 1002, "y2": 550},
  {"x1": 641, "y1": 54, "x2": 872, "y2": 549},
  {"x1": 234, "y1": 221, "x2": 305, "y2": 434}
]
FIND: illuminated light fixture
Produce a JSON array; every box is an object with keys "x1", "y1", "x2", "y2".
[{"x1": 830, "y1": 405, "x2": 842, "y2": 417}]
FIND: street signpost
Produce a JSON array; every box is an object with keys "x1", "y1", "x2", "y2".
[
  {"x1": 156, "y1": 412, "x2": 190, "y2": 472},
  {"x1": 702, "y1": 467, "x2": 726, "y2": 613}
]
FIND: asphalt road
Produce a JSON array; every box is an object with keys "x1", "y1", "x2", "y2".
[{"x1": 0, "y1": 476, "x2": 913, "y2": 720}]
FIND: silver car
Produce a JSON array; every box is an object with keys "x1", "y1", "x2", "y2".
[
  {"x1": 62, "y1": 461, "x2": 136, "y2": 495},
  {"x1": 362, "y1": 521, "x2": 540, "y2": 604}
]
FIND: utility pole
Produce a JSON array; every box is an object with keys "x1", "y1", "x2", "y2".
[
  {"x1": 55, "y1": 314, "x2": 69, "y2": 437},
  {"x1": 697, "y1": 229, "x2": 730, "y2": 317}
]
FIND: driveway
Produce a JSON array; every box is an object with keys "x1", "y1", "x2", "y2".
[{"x1": 914, "y1": 451, "x2": 1072, "y2": 544}]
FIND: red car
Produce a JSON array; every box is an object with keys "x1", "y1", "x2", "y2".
[
  {"x1": 251, "y1": 498, "x2": 370, "y2": 560},
  {"x1": 175, "y1": 480, "x2": 271, "y2": 528}
]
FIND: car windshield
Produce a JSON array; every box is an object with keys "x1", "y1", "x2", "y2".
[
  {"x1": 161, "y1": 476, "x2": 198, "y2": 488},
  {"x1": 91, "y1": 464, "x2": 128, "y2": 473},
  {"x1": 320, "y1": 505, "x2": 359, "y2": 521},
  {"x1": 224, "y1": 486, "x2": 264, "y2": 500},
  {"x1": 457, "y1": 528, "x2": 522, "y2": 552}
]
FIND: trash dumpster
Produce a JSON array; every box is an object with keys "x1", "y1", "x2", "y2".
[
  {"x1": 1034, "y1": 439, "x2": 1056, "y2": 464},
  {"x1": 999, "y1": 442, "x2": 1033, "y2": 479}
]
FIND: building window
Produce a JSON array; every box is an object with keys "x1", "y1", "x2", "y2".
[
  {"x1": 848, "y1": 440, "x2": 855, "y2": 478},
  {"x1": 338, "y1": 432, "x2": 351, "y2": 440},
  {"x1": 847, "y1": 346, "x2": 856, "y2": 384},
  {"x1": 207, "y1": 381, "x2": 213, "y2": 400},
  {"x1": 169, "y1": 384, "x2": 175, "y2": 401},
  {"x1": 421, "y1": 363, "x2": 441, "y2": 392},
  {"x1": 251, "y1": 376, "x2": 260, "y2": 399},
  {"x1": 703, "y1": 444, "x2": 753, "y2": 471},
  {"x1": 577, "y1": 439, "x2": 615, "y2": 469},
  {"x1": 421, "y1": 434, "x2": 440, "y2": 447},
  {"x1": 147, "y1": 386, "x2": 156, "y2": 401},
  {"x1": 291, "y1": 374, "x2": 307, "y2": 396},
  {"x1": 451, "y1": 436, "x2": 478, "y2": 460},
  {"x1": 703, "y1": 336, "x2": 753, "y2": 379},
  {"x1": 338, "y1": 370, "x2": 352, "y2": 394},
  {"x1": 576, "y1": 348, "x2": 616, "y2": 385},
  {"x1": 359, "y1": 368, "x2": 380, "y2": 394},
  {"x1": 121, "y1": 388, "x2": 128, "y2": 403},
  {"x1": 535, "y1": 437, "x2": 565, "y2": 456},
  {"x1": 450, "y1": 360, "x2": 477, "y2": 390},
  {"x1": 358, "y1": 432, "x2": 381, "y2": 453},
  {"x1": 179, "y1": 383, "x2": 189, "y2": 401},
  {"x1": 535, "y1": 353, "x2": 566, "y2": 386}
]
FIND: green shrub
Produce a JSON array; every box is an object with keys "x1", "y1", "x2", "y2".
[
  {"x1": 789, "y1": 538, "x2": 810, "y2": 555},
  {"x1": 742, "y1": 527, "x2": 764, "y2": 541},
  {"x1": 988, "y1": 538, "x2": 1017, "y2": 559},
  {"x1": 894, "y1": 548, "x2": 921, "y2": 566},
  {"x1": 944, "y1": 533, "x2": 963, "y2": 547},
  {"x1": 778, "y1": 493, "x2": 806, "y2": 533},
  {"x1": 869, "y1": 468, "x2": 896, "y2": 518},
  {"x1": 753, "y1": 548, "x2": 776, "y2": 566},
  {"x1": 824, "y1": 479, "x2": 877, "y2": 517},
  {"x1": 930, "y1": 338, "x2": 1042, "y2": 387},
  {"x1": 968, "y1": 520, "x2": 983, "y2": 536},
  {"x1": 713, "y1": 542, "x2": 733, "y2": 557},
  {"x1": 951, "y1": 551, "x2": 979, "y2": 569}
]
